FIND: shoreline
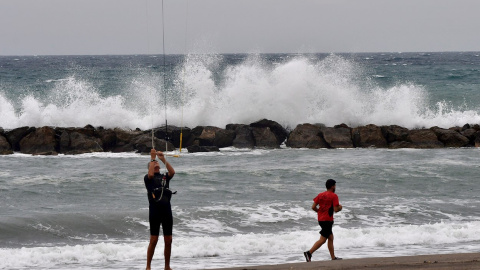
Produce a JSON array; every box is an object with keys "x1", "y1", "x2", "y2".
[{"x1": 207, "y1": 253, "x2": 480, "y2": 270}]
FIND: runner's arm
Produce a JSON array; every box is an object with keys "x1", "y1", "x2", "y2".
[{"x1": 311, "y1": 202, "x2": 319, "y2": 212}]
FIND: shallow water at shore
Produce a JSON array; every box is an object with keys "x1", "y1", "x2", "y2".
[{"x1": 1, "y1": 148, "x2": 480, "y2": 269}]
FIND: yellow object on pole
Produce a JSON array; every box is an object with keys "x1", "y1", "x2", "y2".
[{"x1": 179, "y1": 132, "x2": 183, "y2": 153}]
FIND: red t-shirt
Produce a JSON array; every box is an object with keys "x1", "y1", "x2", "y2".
[{"x1": 313, "y1": 191, "x2": 339, "y2": 221}]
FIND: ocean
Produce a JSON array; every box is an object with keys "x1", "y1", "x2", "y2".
[{"x1": 1, "y1": 52, "x2": 480, "y2": 269}]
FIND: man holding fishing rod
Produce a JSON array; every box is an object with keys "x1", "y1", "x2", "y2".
[{"x1": 144, "y1": 148, "x2": 175, "y2": 270}]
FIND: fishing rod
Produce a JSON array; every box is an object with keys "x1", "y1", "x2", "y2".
[
  {"x1": 178, "y1": 0, "x2": 189, "y2": 155},
  {"x1": 160, "y1": 0, "x2": 181, "y2": 159},
  {"x1": 150, "y1": 0, "x2": 186, "y2": 159},
  {"x1": 162, "y1": 0, "x2": 168, "y2": 163}
]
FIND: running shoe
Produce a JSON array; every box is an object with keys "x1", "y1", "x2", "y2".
[{"x1": 303, "y1": 251, "x2": 312, "y2": 262}]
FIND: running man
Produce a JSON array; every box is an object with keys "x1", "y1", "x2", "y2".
[
  {"x1": 304, "y1": 179, "x2": 342, "y2": 262},
  {"x1": 144, "y1": 148, "x2": 175, "y2": 270}
]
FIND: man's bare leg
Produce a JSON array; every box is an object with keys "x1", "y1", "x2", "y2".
[
  {"x1": 164, "y1": 235, "x2": 172, "y2": 270},
  {"x1": 327, "y1": 234, "x2": 336, "y2": 259},
  {"x1": 309, "y1": 235, "x2": 327, "y2": 254},
  {"x1": 146, "y1": 235, "x2": 159, "y2": 270}
]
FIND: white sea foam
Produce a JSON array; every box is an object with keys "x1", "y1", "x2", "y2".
[
  {"x1": 0, "y1": 94, "x2": 17, "y2": 128},
  {"x1": 1, "y1": 55, "x2": 480, "y2": 130},
  {"x1": 1, "y1": 221, "x2": 479, "y2": 269},
  {"x1": 8, "y1": 150, "x2": 191, "y2": 160},
  {"x1": 193, "y1": 202, "x2": 312, "y2": 225},
  {"x1": 7, "y1": 151, "x2": 143, "y2": 159},
  {"x1": 0, "y1": 242, "x2": 145, "y2": 270}
]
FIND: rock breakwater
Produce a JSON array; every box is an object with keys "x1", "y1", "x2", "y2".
[{"x1": 1, "y1": 119, "x2": 479, "y2": 155}]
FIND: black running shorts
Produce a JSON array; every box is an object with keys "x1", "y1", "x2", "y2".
[
  {"x1": 318, "y1": 221, "x2": 334, "y2": 238},
  {"x1": 149, "y1": 202, "x2": 173, "y2": 236}
]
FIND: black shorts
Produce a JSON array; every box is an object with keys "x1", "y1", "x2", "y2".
[
  {"x1": 318, "y1": 221, "x2": 334, "y2": 238},
  {"x1": 149, "y1": 202, "x2": 173, "y2": 236}
]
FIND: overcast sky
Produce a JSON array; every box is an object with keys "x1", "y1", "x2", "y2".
[{"x1": 1, "y1": 0, "x2": 479, "y2": 55}]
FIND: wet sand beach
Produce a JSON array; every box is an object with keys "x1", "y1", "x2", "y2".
[{"x1": 209, "y1": 253, "x2": 480, "y2": 270}]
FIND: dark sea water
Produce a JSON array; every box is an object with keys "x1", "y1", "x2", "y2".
[
  {"x1": 1, "y1": 53, "x2": 480, "y2": 269},
  {"x1": 1, "y1": 52, "x2": 480, "y2": 130}
]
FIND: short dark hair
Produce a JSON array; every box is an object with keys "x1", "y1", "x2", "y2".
[{"x1": 325, "y1": 179, "x2": 336, "y2": 189}]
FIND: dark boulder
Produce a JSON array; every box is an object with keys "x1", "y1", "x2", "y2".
[
  {"x1": 191, "y1": 126, "x2": 222, "y2": 146},
  {"x1": 448, "y1": 126, "x2": 462, "y2": 133},
  {"x1": 287, "y1": 124, "x2": 328, "y2": 148},
  {"x1": 474, "y1": 131, "x2": 480, "y2": 147},
  {"x1": 95, "y1": 127, "x2": 117, "y2": 151},
  {"x1": 19, "y1": 126, "x2": 58, "y2": 155},
  {"x1": 321, "y1": 126, "x2": 354, "y2": 148},
  {"x1": 461, "y1": 128, "x2": 477, "y2": 141},
  {"x1": 75, "y1": 125, "x2": 96, "y2": 137},
  {"x1": 352, "y1": 124, "x2": 387, "y2": 148},
  {"x1": 226, "y1": 124, "x2": 255, "y2": 149},
  {"x1": 381, "y1": 125, "x2": 410, "y2": 144},
  {"x1": 250, "y1": 119, "x2": 288, "y2": 145},
  {"x1": 133, "y1": 134, "x2": 175, "y2": 153},
  {"x1": 214, "y1": 129, "x2": 236, "y2": 148},
  {"x1": 432, "y1": 127, "x2": 469, "y2": 147},
  {"x1": 153, "y1": 126, "x2": 170, "y2": 141},
  {"x1": 334, "y1": 123, "x2": 350, "y2": 129},
  {"x1": 57, "y1": 128, "x2": 104, "y2": 155},
  {"x1": 58, "y1": 129, "x2": 70, "y2": 151},
  {"x1": 251, "y1": 127, "x2": 279, "y2": 148},
  {"x1": 154, "y1": 125, "x2": 195, "y2": 149},
  {"x1": 388, "y1": 141, "x2": 415, "y2": 149},
  {"x1": 0, "y1": 134, "x2": 13, "y2": 155},
  {"x1": 111, "y1": 128, "x2": 143, "y2": 152},
  {"x1": 187, "y1": 145, "x2": 220, "y2": 153},
  {"x1": 67, "y1": 132, "x2": 103, "y2": 154},
  {"x1": 5, "y1": 126, "x2": 36, "y2": 151},
  {"x1": 407, "y1": 129, "x2": 444, "y2": 148}
]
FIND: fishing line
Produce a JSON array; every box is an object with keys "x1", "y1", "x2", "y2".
[
  {"x1": 144, "y1": 0, "x2": 150, "y2": 54},
  {"x1": 161, "y1": 0, "x2": 169, "y2": 170},
  {"x1": 145, "y1": 0, "x2": 155, "y2": 150},
  {"x1": 153, "y1": 0, "x2": 186, "y2": 160}
]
